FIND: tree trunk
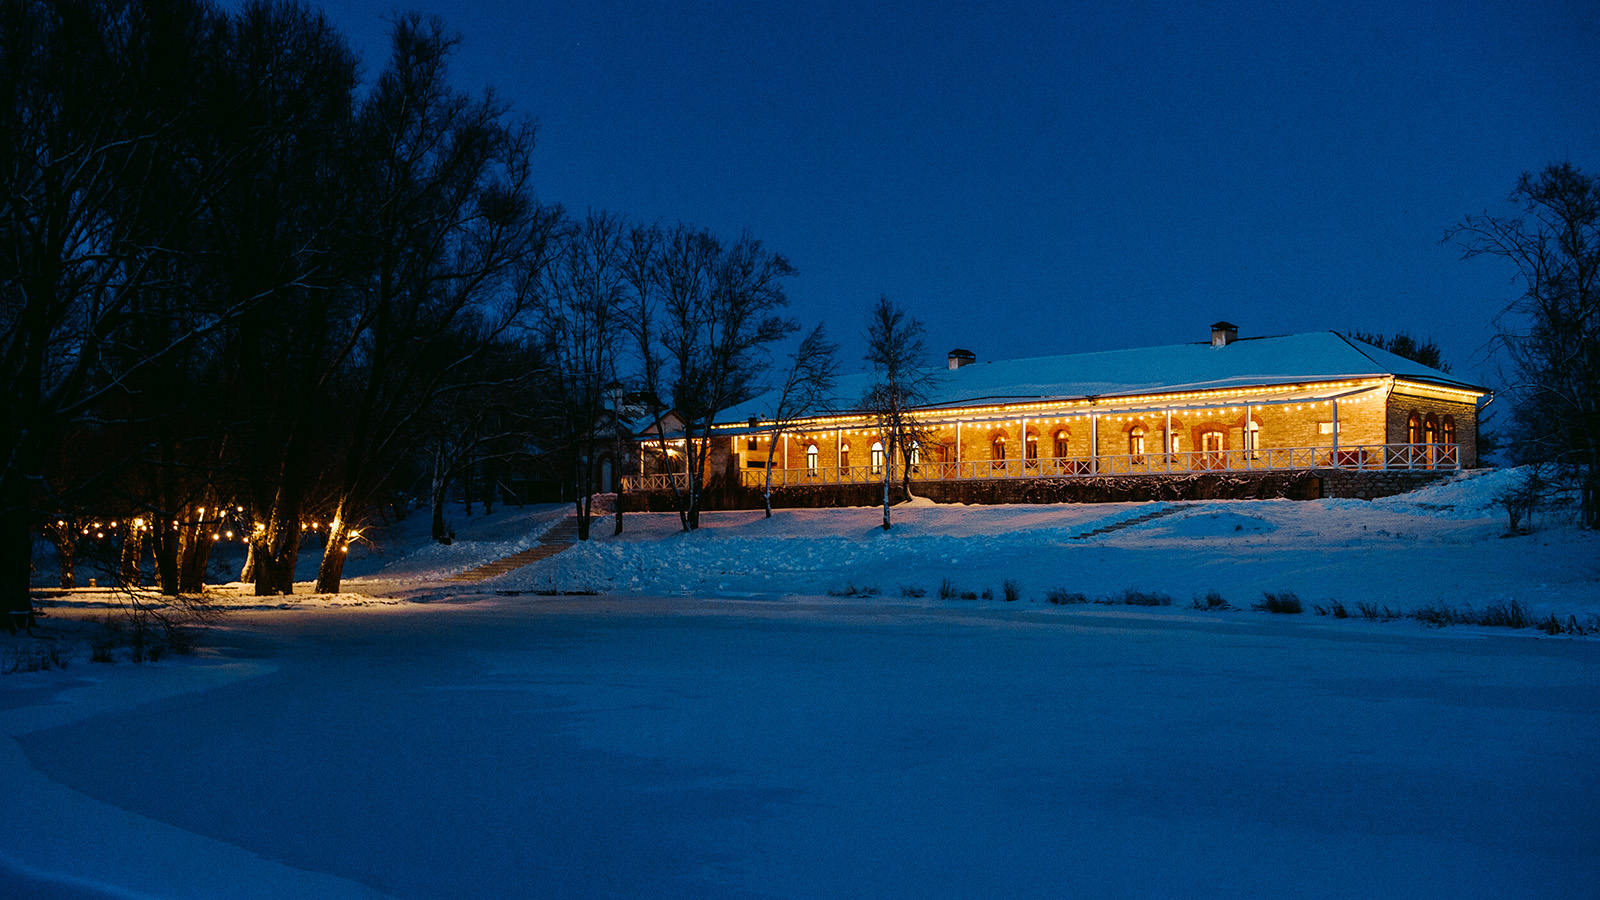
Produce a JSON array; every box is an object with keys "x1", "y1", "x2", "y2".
[
  {"x1": 155, "y1": 521, "x2": 180, "y2": 595},
  {"x1": 1585, "y1": 465, "x2": 1599, "y2": 530},
  {"x1": 253, "y1": 491, "x2": 302, "y2": 595},
  {"x1": 49, "y1": 523, "x2": 76, "y2": 589},
  {"x1": 431, "y1": 449, "x2": 451, "y2": 542},
  {"x1": 0, "y1": 505, "x2": 34, "y2": 633},
  {"x1": 574, "y1": 448, "x2": 592, "y2": 540},
  {"x1": 482, "y1": 458, "x2": 497, "y2": 515},
  {"x1": 177, "y1": 512, "x2": 213, "y2": 594},
  {"x1": 314, "y1": 503, "x2": 351, "y2": 594},
  {"x1": 240, "y1": 536, "x2": 256, "y2": 584},
  {"x1": 120, "y1": 523, "x2": 143, "y2": 587},
  {"x1": 881, "y1": 437, "x2": 894, "y2": 530}
]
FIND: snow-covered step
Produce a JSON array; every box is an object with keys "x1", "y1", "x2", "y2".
[
  {"x1": 446, "y1": 516, "x2": 583, "y2": 582},
  {"x1": 1069, "y1": 504, "x2": 1193, "y2": 540}
]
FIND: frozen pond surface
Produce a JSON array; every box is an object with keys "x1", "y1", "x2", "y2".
[{"x1": 6, "y1": 596, "x2": 1598, "y2": 899}]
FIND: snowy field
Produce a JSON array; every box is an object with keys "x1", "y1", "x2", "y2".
[{"x1": 4, "y1": 468, "x2": 1599, "y2": 899}]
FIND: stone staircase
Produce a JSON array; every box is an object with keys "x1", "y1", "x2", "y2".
[
  {"x1": 446, "y1": 517, "x2": 582, "y2": 582},
  {"x1": 1069, "y1": 504, "x2": 1192, "y2": 540}
]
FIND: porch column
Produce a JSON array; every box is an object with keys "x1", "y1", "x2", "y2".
[
  {"x1": 1245, "y1": 404, "x2": 1253, "y2": 469},
  {"x1": 1331, "y1": 400, "x2": 1340, "y2": 459},
  {"x1": 1090, "y1": 413, "x2": 1098, "y2": 475},
  {"x1": 955, "y1": 421, "x2": 962, "y2": 477},
  {"x1": 782, "y1": 432, "x2": 789, "y2": 479},
  {"x1": 1165, "y1": 408, "x2": 1173, "y2": 473},
  {"x1": 1019, "y1": 416, "x2": 1027, "y2": 477},
  {"x1": 835, "y1": 428, "x2": 842, "y2": 483}
]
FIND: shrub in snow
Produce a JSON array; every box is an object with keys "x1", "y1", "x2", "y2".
[
  {"x1": 826, "y1": 583, "x2": 881, "y2": 598},
  {"x1": 1192, "y1": 590, "x2": 1231, "y2": 611},
  {"x1": 1493, "y1": 467, "x2": 1547, "y2": 535},
  {"x1": 1476, "y1": 600, "x2": 1530, "y2": 629},
  {"x1": 1413, "y1": 603, "x2": 1466, "y2": 627},
  {"x1": 1002, "y1": 580, "x2": 1020, "y2": 603},
  {"x1": 1356, "y1": 602, "x2": 1401, "y2": 621},
  {"x1": 959, "y1": 591, "x2": 979, "y2": 600},
  {"x1": 1046, "y1": 588, "x2": 1088, "y2": 605},
  {"x1": 1254, "y1": 592, "x2": 1302, "y2": 614},
  {"x1": 1112, "y1": 589, "x2": 1173, "y2": 607},
  {"x1": 899, "y1": 585, "x2": 927, "y2": 598},
  {"x1": 1311, "y1": 600, "x2": 1349, "y2": 618},
  {"x1": 939, "y1": 578, "x2": 957, "y2": 600},
  {"x1": 1, "y1": 642, "x2": 72, "y2": 674}
]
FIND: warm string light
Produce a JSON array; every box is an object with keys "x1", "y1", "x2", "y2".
[{"x1": 714, "y1": 378, "x2": 1407, "y2": 434}]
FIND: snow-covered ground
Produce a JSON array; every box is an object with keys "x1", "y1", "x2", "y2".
[
  {"x1": 4, "y1": 469, "x2": 1598, "y2": 899},
  {"x1": 497, "y1": 468, "x2": 1600, "y2": 624}
]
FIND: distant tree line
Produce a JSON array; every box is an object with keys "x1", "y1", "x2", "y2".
[{"x1": 0, "y1": 0, "x2": 828, "y2": 627}]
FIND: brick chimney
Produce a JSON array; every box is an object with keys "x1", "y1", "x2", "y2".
[
  {"x1": 948, "y1": 348, "x2": 976, "y2": 370},
  {"x1": 1210, "y1": 321, "x2": 1238, "y2": 348}
]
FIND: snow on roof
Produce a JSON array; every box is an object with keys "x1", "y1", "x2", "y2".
[{"x1": 721, "y1": 331, "x2": 1487, "y2": 425}]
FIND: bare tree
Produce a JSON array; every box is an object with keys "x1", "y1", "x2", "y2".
[
  {"x1": 861, "y1": 296, "x2": 940, "y2": 530},
  {"x1": 642, "y1": 226, "x2": 797, "y2": 530},
  {"x1": 312, "y1": 14, "x2": 553, "y2": 593},
  {"x1": 760, "y1": 324, "x2": 840, "y2": 517},
  {"x1": 530, "y1": 210, "x2": 629, "y2": 541},
  {"x1": 0, "y1": 0, "x2": 255, "y2": 626},
  {"x1": 1448, "y1": 162, "x2": 1600, "y2": 527}
]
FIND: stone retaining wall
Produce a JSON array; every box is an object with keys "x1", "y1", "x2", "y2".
[
  {"x1": 618, "y1": 469, "x2": 1460, "y2": 511},
  {"x1": 1316, "y1": 469, "x2": 1453, "y2": 499}
]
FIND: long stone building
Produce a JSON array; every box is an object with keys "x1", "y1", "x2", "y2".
[{"x1": 622, "y1": 324, "x2": 1490, "y2": 503}]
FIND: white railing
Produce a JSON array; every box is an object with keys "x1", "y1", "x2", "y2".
[
  {"x1": 621, "y1": 472, "x2": 692, "y2": 492},
  {"x1": 717, "y1": 442, "x2": 1460, "y2": 489}
]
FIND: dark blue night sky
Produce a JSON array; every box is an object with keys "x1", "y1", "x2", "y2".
[{"x1": 303, "y1": 0, "x2": 1598, "y2": 383}]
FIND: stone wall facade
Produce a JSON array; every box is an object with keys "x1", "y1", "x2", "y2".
[{"x1": 1385, "y1": 389, "x2": 1479, "y2": 467}]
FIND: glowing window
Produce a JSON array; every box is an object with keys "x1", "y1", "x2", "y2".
[
  {"x1": 991, "y1": 436, "x2": 1006, "y2": 461},
  {"x1": 909, "y1": 440, "x2": 921, "y2": 466},
  {"x1": 1245, "y1": 419, "x2": 1260, "y2": 452},
  {"x1": 1423, "y1": 415, "x2": 1438, "y2": 445},
  {"x1": 1054, "y1": 429, "x2": 1069, "y2": 458},
  {"x1": 1407, "y1": 412, "x2": 1420, "y2": 444},
  {"x1": 805, "y1": 444, "x2": 818, "y2": 475},
  {"x1": 1201, "y1": 431, "x2": 1223, "y2": 453},
  {"x1": 1442, "y1": 417, "x2": 1455, "y2": 445},
  {"x1": 840, "y1": 443, "x2": 851, "y2": 469},
  {"x1": 1129, "y1": 426, "x2": 1146, "y2": 456},
  {"x1": 870, "y1": 441, "x2": 884, "y2": 474}
]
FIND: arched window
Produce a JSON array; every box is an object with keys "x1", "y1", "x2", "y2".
[
  {"x1": 1423, "y1": 414, "x2": 1438, "y2": 445},
  {"x1": 805, "y1": 443, "x2": 819, "y2": 475},
  {"x1": 1128, "y1": 425, "x2": 1146, "y2": 457},
  {"x1": 908, "y1": 440, "x2": 921, "y2": 466},
  {"x1": 1245, "y1": 419, "x2": 1260, "y2": 455},
  {"x1": 870, "y1": 441, "x2": 885, "y2": 474},
  {"x1": 1201, "y1": 430, "x2": 1224, "y2": 453},
  {"x1": 991, "y1": 436, "x2": 1006, "y2": 461},
  {"x1": 1054, "y1": 429, "x2": 1070, "y2": 458},
  {"x1": 1442, "y1": 417, "x2": 1455, "y2": 445},
  {"x1": 840, "y1": 443, "x2": 851, "y2": 469},
  {"x1": 1407, "y1": 412, "x2": 1420, "y2": 444}
]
